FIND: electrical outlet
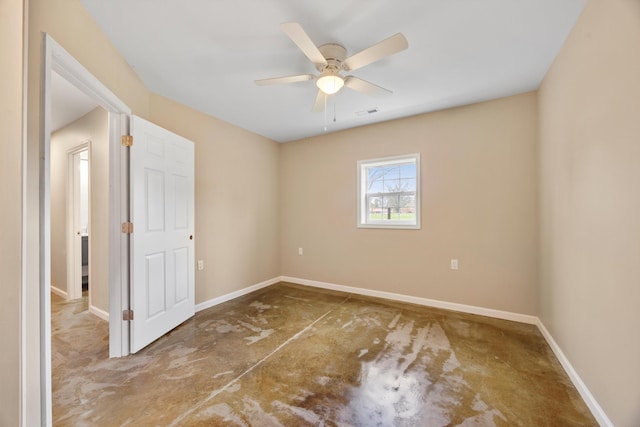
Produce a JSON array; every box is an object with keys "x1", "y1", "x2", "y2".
[
  {"x1": 298, "y1": 247, "x2": 303, "y2": 256},
  {"x1": 450, "y1": 259, "x2": 459, "y2": 270},
  {"x1": 197, "y1": 260, "x2": 204, "y2": 271}
]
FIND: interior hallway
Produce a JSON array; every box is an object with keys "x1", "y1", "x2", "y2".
[{"x1": 52, "y1": 282, "x2": 596, "y2": 426}]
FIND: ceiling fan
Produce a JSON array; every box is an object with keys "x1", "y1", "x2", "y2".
[{"x1": 255, "y1": 22, "x2": 409, "y2": 112}]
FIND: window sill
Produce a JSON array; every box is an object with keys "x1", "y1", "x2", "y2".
[{"x1": 357, "y1": 223, "x2": 421, "y2": 230}]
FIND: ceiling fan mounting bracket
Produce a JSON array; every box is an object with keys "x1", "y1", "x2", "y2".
[{"x1": 316, "y1": 43, "x2": 347, "y2": 72}]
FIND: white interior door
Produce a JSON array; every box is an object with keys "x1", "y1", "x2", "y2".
[{"x1": 130, "y1": 116, "x2": 195, "y2": 353}]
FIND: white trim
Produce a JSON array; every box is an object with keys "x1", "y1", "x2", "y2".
[
  {"x1": 50, "y1": 285, "x2": 67, "y2": 299},
  {"x1": 279, "y1": 275, "x2": 610, "y2": 424},
  {"x1": 111, "y1": 113, "x2": 130, "y2": 357},
  {"x1": 50, "y1": 287, "x2": 108, "y2": 322},
  {"x1": 50, "y1": 46, "x2": 129, "y2": 114},
  {"x1": 20, "y1": 1, "x2": 29, "y2": 425},
  {"x1": 357, "y1": 153, "x2": 421, "y2": 230},
  {"x1": 40, "y1": 33, "x2": 54, "y2": 427},
  {"x1": 281, "y1": 276, "x2": 538, "y2": 324},
  {"x1": 536, "y1": 320, "x2": 613, "y2": 427},
  {"x1": 195, "y1": 277, "x2": 280, "y2": 313},
  {"x1": 89, "y1": 305, "x2": 110, "y2": 322}
]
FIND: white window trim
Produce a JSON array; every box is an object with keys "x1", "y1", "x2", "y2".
[{"x1": 357, "y1": 153, "x2": 421, "y2": 229}]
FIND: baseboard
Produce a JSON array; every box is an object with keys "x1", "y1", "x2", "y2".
[
  {"x1": 280, "y1": 276, "x2": 538, "y2": 325},
  {"x1": 536, "y1": 320, "x2": 613, "y2": 427},
  {"x1": 50, "y1": 285, "x2": 68, "y2": 299},
  {"x1": 195, "y1": 277, "x2": 281, "y2": 313},
  {"x1": 282, "y1": 275, "x2": 610, "y2": 424},
  {"x1": 196, "y1": 275, "x2": 609, "y2": 424},
  {"x1": 89, "y1": 304, "x2": 109, "y2": 322}
]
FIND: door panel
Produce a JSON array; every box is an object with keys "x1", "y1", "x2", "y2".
[
  {"x1": 146, "y1": 170, "x2": 165, "y2": 231},
  {"x1": 174, "y1": 248, "x2": 189, "y2": 303},
  {"x1": 130, "y1": 116, "x2": 195, "y2": 353},
  {"x1": 146, "y1": 252, "x2": 166, "y2": 319}
]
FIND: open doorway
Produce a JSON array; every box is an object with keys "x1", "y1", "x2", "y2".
[
  {"x1": 50, "y1": 140, "x2": 91, "y2": 302},
  {"x1": 41, "y1": 34, "x2": 132, "y2": 423},
  {"x1": 50, "y1": 71, "x2": 112, "y2": 321},
  {"x1": 50, "y1": 68, "x2": 112, "y2": 318},
  {"x1": 49, "y1": 72, "x2": 97, "y2": 304},
  {"x1": 49, "y1": 70, "x2": 111, "y2": 421},
  {"x1": 73, "y1": 147, "x2": 90, "y2": 298}
]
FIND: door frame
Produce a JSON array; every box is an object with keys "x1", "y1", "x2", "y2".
[
  {"x1": 40, "y1": 34, "x2": 132, "y2": 424},
  {"x1": 66, "y1": 142, "x2": 90, "y2": 301}
]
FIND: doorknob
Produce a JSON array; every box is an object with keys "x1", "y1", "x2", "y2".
[{"x1": 189, "y1": 235, "x2": 193, "y2": 240}]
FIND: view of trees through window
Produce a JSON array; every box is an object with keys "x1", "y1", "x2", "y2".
[{"x1": 366, "y1": 162, "x2": 416, "y2": 220}]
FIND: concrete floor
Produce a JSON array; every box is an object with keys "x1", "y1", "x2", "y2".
[{"x1": 52, "y1": 282, "x2": 596, "y2": 426}]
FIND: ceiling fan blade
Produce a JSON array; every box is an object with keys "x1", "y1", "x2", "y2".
[
  {"x1": 255, "y1": 74, "x2": 315, "y2": 86},
  {"x1": 281, "y1": 22, "x2": 328, "y2": 67},
  {"x1": 312, "y1": 89, "x2": 326, "y2": 112},
  {"x1": 343, "y1": 33, "x2": 408, "y2": 71},
  {"x1": 344, "y1": 76, "x2": 392, "y2": 97}
]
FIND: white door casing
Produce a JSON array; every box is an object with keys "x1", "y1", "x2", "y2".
[
  {"x1": 66, "y1": 144, "x2": 90, "y2": 301},
  {"x1": 129, "y1": 116, "x2": 195, "y2": 353}
]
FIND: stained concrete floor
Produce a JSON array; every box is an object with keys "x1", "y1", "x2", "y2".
[{"x1": 52, "y1": 282, "x2": 597, "y2": 426}]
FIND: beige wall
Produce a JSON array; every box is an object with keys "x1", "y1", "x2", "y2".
[
  {"x1": 280, "y1": 93, "x2": 539, "y2": 315},
  {"x1": 149, "y1": 94, "x2": 281, "y2": 303},
  {"x1": 538, "y1": 0, "x2": 640, "y2": 425},
  {"x1": 0, "y1": 0, "x2": 24, "y2": 424},
  {"x1": 50, "y1": 107, "x2": 110, "y2": 312}
]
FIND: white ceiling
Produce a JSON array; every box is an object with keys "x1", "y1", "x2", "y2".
[
  {"x1": 51, "y1": 71, "x2": 100, "y2": 132},
  {"x1": 79, "y1": 0, "x2": 586, "y2": 142}
]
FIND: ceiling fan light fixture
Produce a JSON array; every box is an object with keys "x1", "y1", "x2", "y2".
[{"x1": 317, "y1": 72, "x2": 344, "y2": 95}]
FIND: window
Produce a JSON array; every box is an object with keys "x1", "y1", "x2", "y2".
[{"x1": 357, "y1": 154, "x2": 420, "y2": 229}]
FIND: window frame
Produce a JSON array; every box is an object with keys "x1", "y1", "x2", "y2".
[{"x1": 357, "y1": 153, "x2": 421, "y2": 229}]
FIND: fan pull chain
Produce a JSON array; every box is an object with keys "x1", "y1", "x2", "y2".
[{"x1": 323, "y1": 93, "x2": 328, "y2": 132}]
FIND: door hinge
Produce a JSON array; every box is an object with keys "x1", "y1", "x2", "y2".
[
  {"x1": 121, "y1": 135, "x2": 133, "y2": 147},
  {"x1": 122, "y1": 309, "x2": 134, "y2": 321},
  {"x1": 121, "y1": 222, "x2": 133, "y2": 234}
]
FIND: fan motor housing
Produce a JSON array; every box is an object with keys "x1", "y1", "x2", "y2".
[{"x1": 317, "y1": 43, "x2": 348, "y2": 72}]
